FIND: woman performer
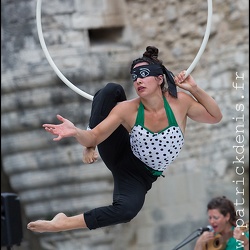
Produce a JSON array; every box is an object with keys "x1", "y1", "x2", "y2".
[{"x1": 27, "y1": 46, "x2": 222, "y2": 233}]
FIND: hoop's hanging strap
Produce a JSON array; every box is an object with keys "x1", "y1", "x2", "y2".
[
  {"x1": 185, "y1": 0, "x2": 213, "y2": 78},
  {"x1": 36, "y1": 0, "x2": 94, "y2": 101}
]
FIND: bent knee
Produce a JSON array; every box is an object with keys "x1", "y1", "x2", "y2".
[
  {"x1": 103, "y1": 83, "x2": 124, "y2": 96},
  {"x1": 115, "y1": 207, "x2": 139, "y2": 223}
]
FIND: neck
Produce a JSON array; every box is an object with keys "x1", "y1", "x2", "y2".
[
  {"x1": 141, "y1": 97, "x2": 163, "y2": 112},
  {"x1": 140, "y1": 92, "x2": 164, "y2": 112}
]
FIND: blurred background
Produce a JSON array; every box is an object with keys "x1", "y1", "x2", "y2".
[{"x1": 1, "y1": 0, "x2": 249, "y2": 249}]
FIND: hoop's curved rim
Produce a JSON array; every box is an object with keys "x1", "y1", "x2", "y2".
[
  {"x1": 185, "y1": 0, "x2": 213, "y2": 78},
  {"x1": 36, "y1": 0, "x2": 94, "y2": 101},
  {"x1": 36, "y1": 0, "x2": 212, "y2": 98}
]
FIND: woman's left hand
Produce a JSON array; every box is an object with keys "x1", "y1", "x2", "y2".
[
  {"x1": 174, "y1": 70, "x2": 197, "y2": 91},
  {"x1": 233, "y1": 227, "x2": 249, "y2": 248}
]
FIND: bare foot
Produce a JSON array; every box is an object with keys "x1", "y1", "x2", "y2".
[
  {"x1": 83, "y1": 147, "x2": 98, "y2": 164},
  {"x1": 27, "y1": 213, "x2": 67, "y2": 233}
]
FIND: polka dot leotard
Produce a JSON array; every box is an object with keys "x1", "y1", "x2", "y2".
[{"x1": 130, "y1": 96, "x2": 184, "y2": 172}]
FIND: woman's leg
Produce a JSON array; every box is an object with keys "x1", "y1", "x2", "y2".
[
  {"x1": 88, "y1": 82, "x2": 129, "y2": 167},
  {"x1": 89, "y1": 82, "x2": 127, "y2": 128},
  {"x1": 83, "y1": 83, "x2": 154, "y2": 230},
  {"x1": 27, "y1": 83, "x2": 130, "y2": 233},
  {"x1": 84, "y1": 163, "x2": 148, "y2": 229},
  {"x1": 27, "y1": 154, "x2": 154, "y2": 233},
  {"x1": 27, "y1": 169, "x2": 147, "y2": 233}
]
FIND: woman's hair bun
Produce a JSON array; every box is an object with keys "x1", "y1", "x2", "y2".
[{"x1": 143, "y1": 46, "x2": 159, "y2": 60}]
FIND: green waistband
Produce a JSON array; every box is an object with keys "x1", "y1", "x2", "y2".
[{"x1": 145, "y1": 165, "x2": 164, "y2": 177}]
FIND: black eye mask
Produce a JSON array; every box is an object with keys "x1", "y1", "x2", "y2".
[
  {"x1": 131, "y1": 65, "x2": 163, "y2": 81},
  {"x1": 130, "y1": 64, "x2": 177, "y2": 98}
]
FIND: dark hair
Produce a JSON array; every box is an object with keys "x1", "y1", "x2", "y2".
[
  {"x1": 131, "y1": 46, "x2": 177, "y2": 98},
  {"x1": 131, "y1": 46, "x2": 162, "y2": 69},
  {"x1": 207, "y1": 196, "x2": 238, "y2": 226}
]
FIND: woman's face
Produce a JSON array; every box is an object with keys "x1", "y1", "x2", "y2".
[
  {"x1": 132, "y1": 62, "x2": 163, "y2": 96},
  {"x1": 208, "y1": 209, "x2": 230, "y2": 234}
]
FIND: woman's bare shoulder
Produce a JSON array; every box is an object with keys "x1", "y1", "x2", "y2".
[
  {"x1": 116, "y1": 98, "x2": 140, "y2": 109},
  {"x1": 113, "y1": 98, "x2": 140, "y2": 129},
  {"x1": 165, "y1": 90, "x2": 195, "y2": 105},
  {"x1": 179, "y1": 90, "x2": 193, "y2": 98}
]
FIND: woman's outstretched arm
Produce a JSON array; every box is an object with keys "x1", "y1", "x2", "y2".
[{"x1": 43, "y1": 104, "x2": 125, "y2": 147}]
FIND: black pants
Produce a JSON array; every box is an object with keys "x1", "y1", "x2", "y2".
[{"x1": 84, "y1": 83, "x2": 158, "y2": 230}]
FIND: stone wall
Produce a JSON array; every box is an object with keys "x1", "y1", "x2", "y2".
[{"x1": 1, "y1": 0, "x2": 249, "y2": 249}]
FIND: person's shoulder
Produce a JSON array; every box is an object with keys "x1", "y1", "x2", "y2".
[
  {"x1": 113, "y1": 98, "x2": 139, "y2": 113},
  {"x1": 117, "y1": 98, "x2": 140, "y2": 107},
  {"x1": 175, "y1": 91, "x2": 198, "y2": 106},
  {"x1": 177, "y1": 90, "x2": 193, "y2": 99},
  {"x1": 111, "y1": 98, "x2": 139, "y2": 126},
  {"x1": 165, "y1": 90, "x2": 193, "y2": 103}
]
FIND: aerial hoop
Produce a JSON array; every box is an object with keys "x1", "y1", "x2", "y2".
[
  {"x1": 36, "y1": 0, "x2": 212, "y2": 99},
  {"x1": 185, "y1": 0, "x2": 213, "y2": 78},
  {"x1": 36, "y1": 0, "x2": 94, "y2": 101}
]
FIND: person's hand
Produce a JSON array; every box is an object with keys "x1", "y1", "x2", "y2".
[
  {"x1": 233, "y1": 227, "x2": 243, "y2": 240},
  {"x1": 233, "y1": 227, "x2": 249, "y2": 247},
  {"x1": 174, "y1": 70, "x2": 197, "y2": 91},
  {"x1": 83, "y1": 147, "x2": 98, "y2": 164},
  {"x1": 42, "y1": 114, "x2": 77, "y2": 141},
  {"x1": 195, "y1": 231, "x2": 215, "y2": 248}
]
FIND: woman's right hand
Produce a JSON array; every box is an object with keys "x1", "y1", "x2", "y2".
[
  {"x1": 194, "y1": 231, "x2": 215, "y2": 250},
  {"x1": 42, "y1": 114, "x2": 77, "y2": 141}
]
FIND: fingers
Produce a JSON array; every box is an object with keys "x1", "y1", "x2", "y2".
[
  {"x1": 56, "y1": 114, "x2": 64, "y2": 122},
  {"x1": 53, "y1": 136, "x2": 62, "y2": 141},
  {"x1": 42, "y1": 124, "x2": 55, "y2": 129},
  {"x1": 43, "y1": 126, "x2": 55, "y2": 131},
  {"x1": 174, "y1": 70, "x2": 187, "y2": 84},
  {"x1": 233, "y1": 227, "x2": 245, "y2": 240},
  {"x1": 42, "y1": 114, "x2": 64, "y2": 128},
  {"x1": 41, "y1": 115, "x2": 66, "y2": 142},
  {"x1": 44, "y1": 127, "x2": 58, "y2": 136},
  {"x1": 43, "y1": 126, "x2": 62, "y2": 141}
]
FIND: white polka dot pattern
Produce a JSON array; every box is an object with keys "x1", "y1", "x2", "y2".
[{"x1": 130, "y1": 125, "x2": 184, "y2": 171}]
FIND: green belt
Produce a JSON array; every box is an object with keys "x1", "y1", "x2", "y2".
[{"x1": 145, "y1": 165, "x2": 164, "y2": 177}]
